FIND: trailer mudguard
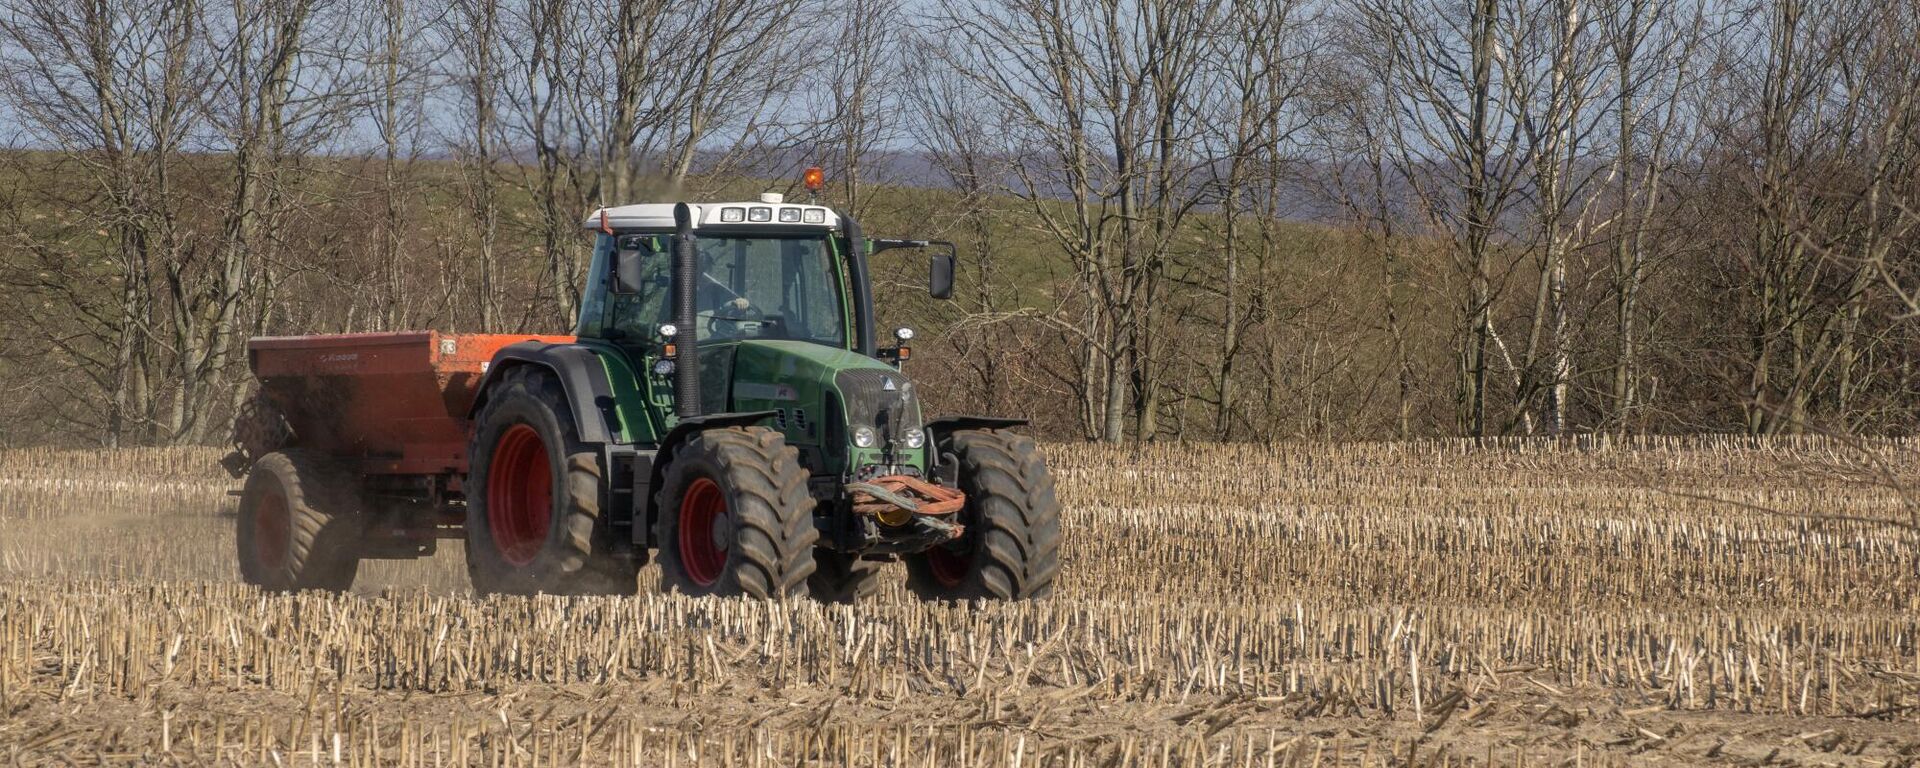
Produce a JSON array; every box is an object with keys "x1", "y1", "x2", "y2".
[
  {"x1": 469, "y1": 341, "x2": 623, "y2": 444},
  {"x1": 631, "y1": 410, "x2": 778, "y2": 546}
]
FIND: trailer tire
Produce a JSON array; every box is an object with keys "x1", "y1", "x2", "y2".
[
  {"x1": 237, "y1": 450, "x2": 362, "y2": 592},
  {"x1": 466, "y1": 366, "x2": 637, "y2": 596},
  {"x1": 905, "y1": 430, "x2": 1061, "y2": 601},
  {"x1": 654, "y1": 427, "x2": 817, "y2": 598},
  {"x1": 807, "y1": 550, "x2": 888, "y2": 603}
]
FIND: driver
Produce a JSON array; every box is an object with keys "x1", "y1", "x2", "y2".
[
  {"x1": 698, "y1": 271, "x2": 768, "y2": 338},
  {"x1": 699, "y1": 272, "x2": 758, "y2": 318}
]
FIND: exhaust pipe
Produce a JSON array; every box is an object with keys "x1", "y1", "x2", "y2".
[
  {"x1": 840, "y1": 213, "x2": 876, "y2": 356},
  {"x1": 672, "y1": 203, "x2": 700, "y2": 418}
]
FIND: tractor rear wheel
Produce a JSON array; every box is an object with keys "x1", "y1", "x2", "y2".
[
  {"x1": 905, "y1": 429, "x2": 1061, "y2": 601},
  {"x1": 654, "y1": 427, "x2": 817, "y2": 598},
  {"x1": 465, "y1": 366, "x2": 637, "y2": 596},
  {"x1": 237, "y1": 450, "x2": 362, "y2": 592},
  {"x1": 807, "y1": 549, "x2": 888, "y2": 603}
]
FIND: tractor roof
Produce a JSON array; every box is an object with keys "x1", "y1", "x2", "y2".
[{"x1": 583, "y1": 197, "x2": 841, "y2": 232}]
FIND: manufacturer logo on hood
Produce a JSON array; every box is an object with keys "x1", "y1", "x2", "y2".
[{"x1": 882, "y1": 378, "x2": 898, "y2": 392}]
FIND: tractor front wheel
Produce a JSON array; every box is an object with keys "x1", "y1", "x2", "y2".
[
  {"x1": 465, "y1": 366, "x2": 637, "y2": 596},
  {"x1": 237, "y1": 450, "x2": 362, "y2": 592},
  {"x1": 654, "y1": 427, "x2": 818, "y2": 598},
  {"x1": 905, "y1": 429, "x2": 1061, "y2": 601}
]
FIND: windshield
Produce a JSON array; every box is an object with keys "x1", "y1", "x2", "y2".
[{"x1": 609, "y1": 235, "x2": 846, "y2": 346}]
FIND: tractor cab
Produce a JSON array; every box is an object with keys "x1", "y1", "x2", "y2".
[{"x1": 578, "y1": 198, "x2": 855, "y2": 346}]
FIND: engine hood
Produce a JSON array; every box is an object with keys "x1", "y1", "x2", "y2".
[{"x1": 726, "y1": 340, "x2": 926, "y2": 475}]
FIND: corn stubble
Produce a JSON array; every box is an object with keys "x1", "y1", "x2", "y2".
[{"x1": 1, "y1": 438, "x2": 1916, "y2": 766}]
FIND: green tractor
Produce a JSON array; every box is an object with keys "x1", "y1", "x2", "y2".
[{"x1": 451, "y1": 193, "x2": 1061, "y2": 600}]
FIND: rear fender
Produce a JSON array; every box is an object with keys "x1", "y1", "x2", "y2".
[
  {"x1": 470, "y1": 342, "x2": 622, "y2": 445},
  {"x1": 632, "y1": 411, "x2": 778, "y2": 546},
  {"x1": 924, "y1": 415, "x2": 1028, "y2": 446}
]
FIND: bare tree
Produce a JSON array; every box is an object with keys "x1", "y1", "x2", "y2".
[
  {"x1": 931, "y1": 0, "x2": 1118, "y2": 440},
  {"x1": 600, "y1": 0, "x2": 671, "y2": 204},
  {"x1": 1128, "y1": 0, "x2": 1230, "y2": 440},
  {"x1": 189, "y1": 0, "x2": 353, "y2": 441},
  {"x1": 360, "y1": 0, "x2": 430, "y2": 330},
  {"x1": 1852, "y1": 8, "x2": 1920, "y2": 327},
  {"x1": 498, "y1": 0, "x2": 601, "y2": 328},
  {"x1": 1318, "y1": 52, "x2": 1428, "y2": 439},
  {"x1": 0, "y1": 0, "x2": 208, "y2": 444},
  {"x1": 904, "y1": 47, "x2": 1012, "y2": 406},
  {"x1": 816, "y1": 0, "x2": 903, "y2": 217},
  {"x1": 1718, "y1": 0, "x2": 1889, "y2": 433},
  {"x1": 653, "y1": 0, "x2": 814, "y2": 189},
  {"x1": 1498, "y1": 0, "x2": 1611, "y2": 434},
  {"x1": 1349, "y1": 0, "x2": 1530, "y2": 436},
  {"x1": 1730, "y1": 0, "x2": 1920, "y2": 430},
  {"x1": 1597, "y1": 0, "x2": 1709, "y2": 432},
  {"x1": 933, "y1": 0, "x2": 1224, "y2": 442},
  {"x1": 1195, "y1": 0, "x2": 1317, "y2": 439},
  {"x1": 444, "y1": 0, "x2": 503, "y2": 330}
]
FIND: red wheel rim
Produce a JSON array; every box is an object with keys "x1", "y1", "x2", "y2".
[
  {"x1": 253, "y1": 487, "x2": 291, "y2": 570},
  {"x1": 925, "y1": 542, "x2": 971, "y2": 588},
  {"x1": 487, "y1": 424, "x2": 553, "y2": 566},
  {"x1": 678, "y1": 477, "x2": 729, "y2": 586}
]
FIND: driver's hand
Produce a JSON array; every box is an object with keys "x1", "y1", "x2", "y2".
[{"x1": 727, "y1": 297, "x2": 752, "y2": 312}]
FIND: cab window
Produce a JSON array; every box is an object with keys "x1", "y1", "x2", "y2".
[{"x1": 609, "y1": 235, "x2": 845, "y2": 347}]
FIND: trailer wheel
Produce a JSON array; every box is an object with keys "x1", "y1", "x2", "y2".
[
  {"x1": 654, "y1": 427, "x2": 817, "y2": 598},
  {"x1": 466, "y1": 366, "x2": 637, "y2": 596},
  {"x1": 237, "y1": 450, "x2": 361, "y2": 592},
  {"x1": 905, "y1": 430, "x2": 1061, "y2": 601},
  {"x1": 807, "y1": 549, "x2": 888, "y2": 603}
]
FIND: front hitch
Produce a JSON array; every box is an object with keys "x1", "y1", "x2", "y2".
[
  {"x1": 848, "y1": 475, "x2": 964, "y2": 524},
  {"x1": 843, "y1": 475, "x2": 966, "y2": 553}
]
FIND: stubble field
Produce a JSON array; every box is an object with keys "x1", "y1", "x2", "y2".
[{"x1": 1, "y1": 437, "x2": 1918, "y2": 766}]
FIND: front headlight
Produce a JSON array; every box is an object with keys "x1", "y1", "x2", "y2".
[
  {"x1": 903, "y1": 428, "x2": 925, "y2": 449},
  {"x1": 852, "y1": 426, "x2": 877, "y2": 448}
]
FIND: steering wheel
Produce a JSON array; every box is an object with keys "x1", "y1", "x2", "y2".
[{"x1": 701, "y1": 299, "x2": 785, "y2": 338}]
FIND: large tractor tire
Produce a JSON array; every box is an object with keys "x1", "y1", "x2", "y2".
[
  {"x1": 807, "y1": 549, "x2": 888, "y2": 603},
  {"x1": 654, "y1": 427, "x2": 818, "y2": 598},
  {"x1": 906, "y1": 429, "x2": 1061, "y2": 601},
  {"x1": 237, "y1": 449, "x2": 362, "y2": 592},
  {"x1": 465, "y1": 366, "x2": 637, "y2": 596}
]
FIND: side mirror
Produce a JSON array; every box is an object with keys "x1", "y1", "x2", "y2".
[
  {"x1": 869, "y1": 237, "x2": 958, "y2": 300},
  {"x1": 611, "y1": 234, "x2": 658, "y2": 295},
  {"x1": 613, "y1": 249, "x2": 645, "y2": 294},
  {"x1": 930, "y1": 252, "x2": 955, "y2": 300}
]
